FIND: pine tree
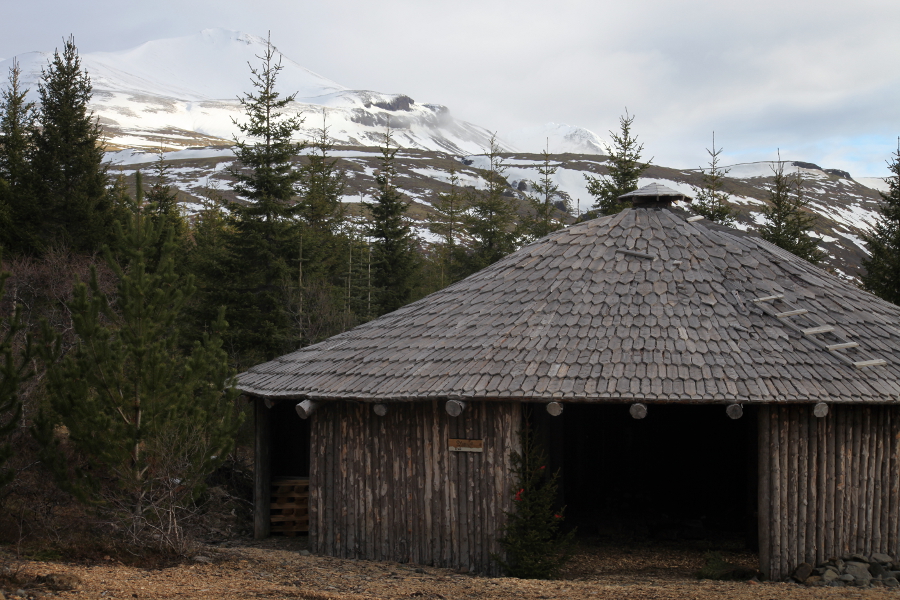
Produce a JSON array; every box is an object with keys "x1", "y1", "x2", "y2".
[
  {"x1": 35, "y1": 183, "x2": 240, "y2": 552},
  {"x1": 862, "y1": 142, "x2": 900, "y2": 305},
  {"x1": 364, "y1": 127, "x2": 418, "y2": 316},
  {"x1": 427, "y1": 167, "x2": 468, "y2": 286},
  {"x1": 31, "y1": 36, "x2": 114, "y2": 254},
  {"x1": 759, "y1": 154, "x2": 823, "y2": 264},
  {"x1": 522, "y1": 143, "x2": 567, "y2": 242},
  {"x1": 0, "y1": 262, "x2": 33, "y2": 492},
  {"x1": 584, "y1": 110, "x2": 651, "y2": 216},
  {"x1": 494, "y1": 419, "x2": 574, "y2": 579},
  {"x1": 0, "y1": 59, "x2": 36, "y2": 252},
  {"x1": 463, "y1": 135, "x2": 518, "y2": 273},
  {"x1": 690, "y1": 133, "x2": 736, "y2": 226},
  {"x1": 213, "y1": 34, "x2": 305, "y2": 363}
]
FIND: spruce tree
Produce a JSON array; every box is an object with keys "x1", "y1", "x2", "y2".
[
  {"x1": 584, "y1": 110, "x2": 651, "y2": 216},
  {"x1": 0, "y1": 59, "x2": 36, "y2": 252},
  {"x1": 32, "y1": 36, "x2": 114, "y2": 254},
  {"x1": 690, "y1": 133, "x2": 736, "y2": 226},
  {"x1": 463, "y1": 135, "x2": 518, "y2": 273},
  {"x1": 494, "y1": 419, "x2": 574, "y2": 579},
  {"x1": 522, "y1": 143, "x2": 567, "y2": 242},
  {"x1": 364, "y1": 127, "x2": 418, "y2": 316},
  {"x1": 759, "y1": 154, "x2": 823, "y2": 264},
  {"x1": 35, "y1": 184, "x2": 240, "y2": 552},
  {"x1": 297, "y1": 112, "x2": 347, "y2": 284},
  {"x1": 862, "y1": 142, "x2": 900, "y2": 305},
  {"x1": 427, "y1": 167, "x2": 468, "y2": 286},
  {"x1": 214, "y1": 34, "x2": 305, "y2": 363}
]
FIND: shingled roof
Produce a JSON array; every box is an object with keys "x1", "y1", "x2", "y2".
[{"x1": 238, "y1": 208, "x2": 900, "y2": 404}]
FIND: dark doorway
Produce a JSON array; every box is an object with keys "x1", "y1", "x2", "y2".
[
  {"x1": 270, "y1": 400, "x2": 311, "y2": 478},
  {"x1": 555, "y1": 404, "x2": 757, "y2": 546}
]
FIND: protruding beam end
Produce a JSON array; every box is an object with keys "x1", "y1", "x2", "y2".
[
  {"x1": 373, "y1": 403, "x2": 388, "y2": 417},
  {"x1": 726, "y1": 403, "x2": 743, "y2": 420},
  {"x1": 813, "y1": 402, "x2": 829, "y2": 418},
  {"x1": 445, "y1": 400, "x2": 466, "y2": 417},
  {"x1": 546, "y1": 401, "x2": 564, "y2": 417},
  {"x1": 629, "y1": 403, "x2": 648, "y2": 419},
  {"x1": 295, "y1": 399, "x2": 319, "y2": 420},
  {"x1": 264, "y1": 398, "x2": 275, "y2": 409}
]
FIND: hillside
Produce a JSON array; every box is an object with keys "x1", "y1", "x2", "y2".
[
  {"x1": 108, "y1": 146, "x2": 886, "y2": 281},
  {"x1": 3, "y1": 28, "x2": 888, "y2": 281}
]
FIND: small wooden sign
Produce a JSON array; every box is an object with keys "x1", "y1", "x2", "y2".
[{"x1": 449, "y1": 438, "x2": 483, "y2": 453}]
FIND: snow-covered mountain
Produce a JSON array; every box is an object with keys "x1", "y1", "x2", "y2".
[
  {"x1": 0, "y1": 29, "x2": 509, "y2": 155},
  {"x1": 505, "y1": 122, "x2": 605, "y2": 155}
]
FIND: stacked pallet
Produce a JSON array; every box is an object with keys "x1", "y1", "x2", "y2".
[{"x1": 270, "y1": 478, "x2": 309, "y2": 536}]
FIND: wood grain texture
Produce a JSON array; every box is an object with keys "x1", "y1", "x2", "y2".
[
  {"x1": 760, "y1": 405, "x2": 900, "y2": 580},
  {"x1": 308, "y1": 401, "x2": 520, "y2": 575}
]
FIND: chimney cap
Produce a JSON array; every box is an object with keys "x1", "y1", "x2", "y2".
[{"x1": 619, "y1": 183, "x2": 692, "y2": 207}]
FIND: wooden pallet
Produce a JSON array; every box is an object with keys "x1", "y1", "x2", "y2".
[{"x1": 271, "y1": 477, "x2": 309, "y2": 536}]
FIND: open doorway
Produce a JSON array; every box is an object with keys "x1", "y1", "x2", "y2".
[
  {"x1": 270, "y1": 400, "x2": 311, "y2": 478},
  {"x1": 543, "y1": 404, "x2": 758, "y2": 547}
]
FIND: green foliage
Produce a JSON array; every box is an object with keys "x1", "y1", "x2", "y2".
[
  {"x1": 585, "y1": 110, "x2": 651, "y2": 216},
  {"x1": 522, "y1": 145, "x2": 567, "y2": 242},
  {"x1": 759, "y1": 156, "x2": 824, "y2": 264},
  {"x1": 690, "y1": 134, "x2": 736, "y2": 226},
  {"x1": 463, "y1": 135, "x2": 519, "y2": 274},
  {"x1": 364, "y1": 128, "x2": 419, "y2": 316},
  {"x1": 862, "y1": 142, "x2": 900, "y2": 305},
  {"x1": 494, "y1": 420, "x2": 574, "y2": 579},
  {"x1": 35, "y1": 185, "x2": 241, "y2": 551},
  {"x1": 427, "y1": 167, "x2": 468, "y2": 286},
  {"x1": 0, "y1": 258, "x2": 33, "y2": 493},
  {"x1": 31, "y1": 36, "x2": 116, "y2": 254},
  {"x1": 211, "y1": 35, "x2": 305, "y2": 363},
  {"x1": 144, "y1": 152, "x2": 189, "y2": 265},
  {"x1": 0, "y1": 59, "x2": 36, "y2": 253}
]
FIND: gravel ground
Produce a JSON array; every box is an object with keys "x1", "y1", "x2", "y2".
[{"x1": 3, "y1": 537, "x2": 899, "y2": 600}]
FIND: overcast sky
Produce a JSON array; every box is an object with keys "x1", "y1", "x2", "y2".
[{"x1": 3, "y1": 0, "x2": 899, "y2": 176}]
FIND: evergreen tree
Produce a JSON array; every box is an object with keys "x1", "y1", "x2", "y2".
[
  {"x1": 364, "y1": 127, "x2": 418, "y2": 316},
  {"x1": 758, "y1": 154, "x2": 823, "y2": 264},
  {"x1": 0, "y1": 262, "x2": 33, "y2": 493},
  {"x1": 35, "y1": 184, "x2": 240, "y2": 552},
  {"x1": 862, "y1": 142, "x2": 900, "y2": 305},
  {"x1": 463, "y1": 135, "x2": 518, "y2": 273},
  {"x1": 690, "y1": 133, "x2": 736, "y2": 226},
  {"x1": 31, "y1": 36, "x2": 114, "y2": 254},
  {"x1": 0, "y1": 59, "x2": 36, "y2": 252},
  {"x1": 427, "y1": 167, "x2": 468, "y2": 286},
  {"x1": 584, "y1": 110, "x2": 651, "y2": 216},
  {"x1": 494, "y1": 419, "x2": 574, "y2": 579},
  {"x1": 522, "y1": 143, "x2": 567, "y2": 241},
  {"x1": 297, "y1": 111, "x2": 347, "y2": 284},
  {"x1": 214, "y1": 34, "x2": 305, "y2": 363}
]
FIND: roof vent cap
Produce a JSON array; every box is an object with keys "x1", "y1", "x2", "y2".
[{"x1": 619, "y1": 183, "x2": 692, "y2": 208}]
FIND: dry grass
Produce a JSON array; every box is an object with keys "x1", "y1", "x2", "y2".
[{"x1": 2, "y1": 536, "x2": 898, "y2": 600}]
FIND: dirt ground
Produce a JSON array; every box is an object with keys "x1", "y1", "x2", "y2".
[{"x1": 2, "y1": 536, "x2": 899, "y2": 600}]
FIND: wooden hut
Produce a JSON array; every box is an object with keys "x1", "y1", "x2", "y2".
[{"x1": 238, "y1": 184, "x2": 900, "y2": 579}]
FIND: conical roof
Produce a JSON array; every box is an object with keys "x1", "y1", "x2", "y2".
[
  {"x1": 618, "y1": 182, "x2": 691, "y2": 201},
  {"x1": 238, "y1": 208, "x2": 900, "y2": 404}
]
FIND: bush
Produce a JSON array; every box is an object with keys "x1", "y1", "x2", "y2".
[{"x1": 493, "y1": 419, "x2": 574, "y2": 579}]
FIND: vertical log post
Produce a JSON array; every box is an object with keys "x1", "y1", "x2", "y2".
[
  {"x1": 758, "y1": 405, "x2": 771, "y2": 580},
  {"x1": 254, "y1": 396, "x2": 272, "y2": 539}
]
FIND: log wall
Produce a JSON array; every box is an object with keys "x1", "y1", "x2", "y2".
[
  {"x1": 309, "y1": 400, "x2": 521, "y2": 575},
  {"x1": 759, "y1": 404, "x2": 900, "y2": 580}
]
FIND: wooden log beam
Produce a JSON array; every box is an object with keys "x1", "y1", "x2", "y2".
[
  {"x1": 726, "y1": 403, "x2": 743, "y2": 419},
  {"x1": 445, "y1": 400, "x2": 466, "y2": 417},
  {"x1": 296, "y1": 399, "x2": 320, "y2": 420},
  {"x1": 373, "y1": 403, "x2": 388, "y2": 417},
  {"x1": 630, "y1": 403, "x2": 647, "y2": 419},
  {"x1": 814, "y1": 402, "x2": 829, "y2": 418},
  {"x1": 254, "y1": 397, "x2": 272, "y2": 539},
  {"x1": 264, "y1": 398, "x2": 276, "y2": 409},
  {"x1": 546, "y1": 402, "x2": 564, "y2": 417}
]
